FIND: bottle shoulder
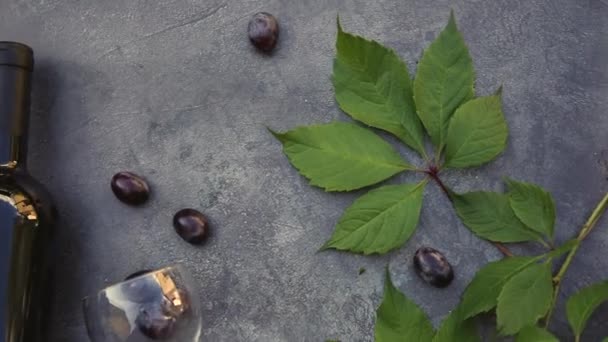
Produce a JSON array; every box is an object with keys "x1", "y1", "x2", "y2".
[{"x1": 0, "y1": 172, "x2": 56, "y2": 227}]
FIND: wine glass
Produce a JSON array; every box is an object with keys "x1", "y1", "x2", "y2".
[{"x1": 83, "y1": 265, "x2": 202, "y2": 341}]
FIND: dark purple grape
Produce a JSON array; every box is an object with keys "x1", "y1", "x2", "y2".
[
  {"x1": 413, "y1": 247, "x2": 454, "y2": 288},
  {"x1": 111, "y1": 172, "x2": 150, "y2": 205},
  {"x1": 248, "y1": 12, "x2": 279, "y2": 52},
  {"x1": 124, "y1": 269, "x2": 153, "y2": 281},
  {"x1": 135, "y1": 304, "x2": 176, "y2": 340},
  {"x1": 173, "y1": 209, "x2": 210, "y2": 244}
]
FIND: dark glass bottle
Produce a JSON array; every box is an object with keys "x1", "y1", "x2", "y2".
[{"x1": 0, "y1": 42, "x2": 55, "y2": 342}]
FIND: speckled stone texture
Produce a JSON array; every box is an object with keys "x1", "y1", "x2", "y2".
[{"x1": 1, "y1": 0, "x2": 607, "y2": 341}]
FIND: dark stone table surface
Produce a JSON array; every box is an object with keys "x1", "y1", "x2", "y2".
[{"x1": 1, "y1": 0, "x2": 607, "y2": 341}]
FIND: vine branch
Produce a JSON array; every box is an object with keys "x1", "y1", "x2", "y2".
[{"x1": 544, "y1": 191, "x2": 608, "y2": 326}]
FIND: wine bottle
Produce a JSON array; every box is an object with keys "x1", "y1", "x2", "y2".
[{"x1": 0, "y1": 42, "x2": 55, "y2": 342}]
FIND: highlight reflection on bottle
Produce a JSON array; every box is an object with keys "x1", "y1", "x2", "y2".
[{"x1": 0, "y1": 42, "x2": 56, "y2": 342}]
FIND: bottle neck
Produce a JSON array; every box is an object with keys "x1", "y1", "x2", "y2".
[{"x1": 0, "y1": 65, "x2": 31, "y2": 172}]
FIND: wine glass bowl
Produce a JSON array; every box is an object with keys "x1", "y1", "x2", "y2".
[{"x1": 83, "y1": 265, "x2": 202, "y2": 341}]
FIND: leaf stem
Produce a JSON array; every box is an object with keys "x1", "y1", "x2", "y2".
[
  {"x1": 492, "y1": 242, "x2": 514, "y2": 257},
  {"x1": 434, "y1": 147, "x2": 443, "y2": 167},
  {"x1": 412, "y1": 167, "x2": 429, "y2": 173},
  {"x1": 544, "y1": 191, "x2": 608, "y2": 327},
  {"x1": 426, "y1": 168, "x2": 514, "y2": 257},
  {"x1": 402, "y1": 163, "x2": 422, "y2": 172},
  {"x1": 537, "y1": 239, "x2": 551, "y2": 250},
  {"x1": 425, "y1": 167, "x2": 451, "y2": 199},
  {"x1": 420, "y1": 147, "x2": 431, "y2": 164}
]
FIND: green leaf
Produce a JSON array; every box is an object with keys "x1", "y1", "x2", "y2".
[
  {"x1": 444, "y1": 95, "x2": 508, "y2": 168},
  {"x1": 496, "y1": 262, "x2": 553, "y2": 335},
  {"x1": 545, "y1": 239, "x2": 579, "y2": 259},
  {"x1": 413, "y1": 11, "x2": 475, "y2": 150},
  {"x1": 271, "y1": 122, "x2": 410, "y2": 191},
  {"x1": 516, "y1": 326, "x2": 558, "y2": 342},
  {"x1": 505, "y1": 178, "x2": 556, "y2": 239},
  {"x1": 453, "y1": 191, "x2": 543, "y2": 243},
  {"x1": 460, "y1": 256, "x2": 540, "y2": 319},
  {"x1": 375, "y1": 269, "x2": 435, "y2": 342},
  {"x1": 322, "y1": 181, "x2": 426, "y2": 254},
  {"x1": 333, "y1": 19, "x2": 426, "y2": 156},
  {"x1": 602, "y1": 338, "x2": 608, "y2": 342},
  {"x1": 432, "y1": 307, "x2": 480, "y2": 342},
  {"x1": 566, "y1": 280, "x2": 608, "y2": 339}
]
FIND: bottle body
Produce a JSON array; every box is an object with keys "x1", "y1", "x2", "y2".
[
  {"x1": 0, "y1": 172, "x2": 54, "y2": 342},
  {"x1": 0, "y1": 42, "x2": 55, "y2": 342}
]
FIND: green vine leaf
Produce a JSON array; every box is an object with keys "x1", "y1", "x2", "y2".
[
  {"x1": 496, "y1": 262, "x2": 553, "y2": 335},
  {"x1": 566, "y1": 280, "x2": 608, "y2": 339},
  {"x1": 333, "y1": 19, "x2": 426, "y2": 156},
  {"x1": 505, "y1": 178, "x2": 556, "y2": 239},
  {"x1": 453, "y1": 191, "x2": 544, "y2": 243},
  {"x1": 545, "y1": 239, "x2": 579, "y2": 259},
  {"x1": 516, "y1": 325, "x2": 558, "y2": 342},
  {"x1": 444, "y1": 95, "x2": 508, "y2": 168},
  {"x1": 270, "y1": 122, "x2": 411, "y2": 191},
  {"x1": 460, "y1": 256, "x2": 540, "y2": 319},
  {"x1": 322, "y1": 181, "x2": 426, "y2": 254},
  {"x1": 432, "y1": 306, "x2": 480, "y2": 342},
  {"x1": 413, "y1": 11, "x2": 475, "y2": 151},
  {"x1": 375, "y1": 269, "x2": 435, "y2": 341}
]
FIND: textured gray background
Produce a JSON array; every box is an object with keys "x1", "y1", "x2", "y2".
[{"x1": 1, "y1": 0, "x2": 607, "y2": 341}]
